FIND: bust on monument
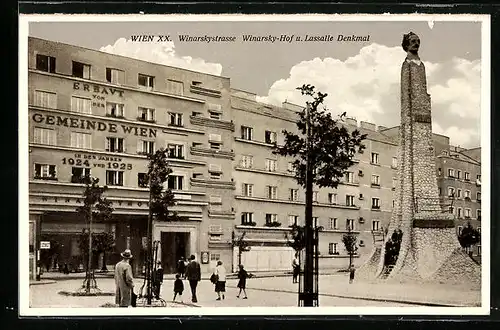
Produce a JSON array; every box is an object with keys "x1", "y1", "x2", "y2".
[{"x1": 402, "y1": 31, "x2": 421, "y2": 62}]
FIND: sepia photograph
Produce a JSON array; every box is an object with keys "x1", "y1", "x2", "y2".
[{"x1": 18, "y1": 14, "x2": 490, "y2": 316}]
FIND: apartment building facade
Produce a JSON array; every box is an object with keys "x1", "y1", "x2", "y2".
[
  {"x1": 28, "y1": 37, "x2": 235, "y2": 278},
  {"x1": 230, "y1": 90, "x2": 398, "y2": 272}
]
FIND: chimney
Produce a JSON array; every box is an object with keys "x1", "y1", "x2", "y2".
[
  {"x1": 360, "y1": 121, "x2": 376, "y2": 131},
  {"x1": 345, "y1": 117, "x2": 358, "y2": 127}
]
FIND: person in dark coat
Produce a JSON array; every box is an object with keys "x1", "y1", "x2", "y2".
[
  {"x1": 153, "y1": 262, "x2": 164, "y2": 299},
  {"x1": 177, "y1": 257, "x2": 186, "y2": 278},
  {"x1": 184, "y1": 254, "x2": 201, "y2": 303},
  {"x1": 173, "y1": 273, "x2": 184, "y2": 303},
  {"x1": 292, "y1": 254, "x2": 300, "y2": 283},
  {"x1": 236, "y1": 264, "x2": 248, "y2": 299}
]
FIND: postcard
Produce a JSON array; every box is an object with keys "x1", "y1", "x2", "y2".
[{"x1": 19, "y1": 13, "x2": 490, "y2": 316}]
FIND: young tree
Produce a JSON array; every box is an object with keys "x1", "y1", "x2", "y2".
[
  {"x1": 232, "y1": 231, "x2": 251, "y2": 271},
  {"x1": 458, "y1": 221, "x2": 481, "y2": 256},
  {"x1": 284, "y1": 224, "x2": 306, "y2": 254},
  {"x1": 273, "y1": 84, "x2": 367, "y2": 189},
  {"x1": 342, "y1": 228, "x2": 358, "y2": 269},
  {"x1": 76, "y1": 176, "x2": 113, "y2": 293}
]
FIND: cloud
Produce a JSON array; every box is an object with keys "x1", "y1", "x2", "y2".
[
  {"x1": 99, "y1": 38, "x2": 223, "y2": 76},
  {"x1": 257, "y1": 43, "x2": 481, "y2": 148}
]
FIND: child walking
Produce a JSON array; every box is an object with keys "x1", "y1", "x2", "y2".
[
  {"x1": 236, "y1": 264, "x2": 248, "y2": 299},
  {"x1": 173, "y1": 273, "x2": 184, "y2": 303}
]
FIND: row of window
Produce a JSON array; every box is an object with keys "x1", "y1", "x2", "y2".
[
  {"x1": 33, "y1": 127, "x2": 223, "y2": 155},
  {"x1": 240, "y1": 183, "x2": 382, "y2": 208},
  {"x1": 36, "y1": 54, "x2": 198, "y2": 97},
  {"x1": 34, "y1": 90, "x2": 212, "y2": 125},
  {"x1": 441, "y1": 168, "x2": 481, "y2": 183},
  {"x1": 445, "y1": 187, "x2": 481, "y2": 201},
  {"x1": 450, "y1": 206, "x2": 481, "y2": 220},
  {"x1": 240, "y1": 212, "x2": 381, "y2": 231}
]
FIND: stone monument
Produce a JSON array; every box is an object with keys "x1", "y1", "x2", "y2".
[{"x1": 358, "y1": 32, "x2": 480, "y2": 285}]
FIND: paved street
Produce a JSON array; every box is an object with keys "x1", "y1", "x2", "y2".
[{"x1": 28, "y1": 273, "x2": 480, "y2": 309}]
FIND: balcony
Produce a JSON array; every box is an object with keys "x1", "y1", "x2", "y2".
[
  {"x1": 34, "y1": 176, "x2": 58, "y2": 181},
  {"x1": 371, "y1": 183, "x2": 381, "y2": 188},
  {"x1": 265, "y1": 222, "x2": 282, "y2": 228},
  {"x1": 371, "y1": 205, "x2": 381, "y2": 211},
  {"x1": 240, "y1": 221, "x2": 257, "y2": 227},
  {"x1": 105, "y1": 113, "x2": 125, "y2": 119}
]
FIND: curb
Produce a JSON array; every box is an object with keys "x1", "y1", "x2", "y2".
[
  {"x1": 224, "y1": 285, "x2": 476, "y2": 308},
  {"x1": 30, "y1": 280, "x2": 57, "y2": 286}
]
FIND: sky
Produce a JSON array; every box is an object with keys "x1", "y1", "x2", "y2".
[{"x1": 28, "y1": 18, "x2": 484, "y2": 148}]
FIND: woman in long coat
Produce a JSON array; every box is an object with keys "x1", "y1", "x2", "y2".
[
  {"x1": 236, "y1": 264, "x2": 248, "y2": 299},
  {"x1": 114, "y1": 249, "x2": 134, "y2": 307}
]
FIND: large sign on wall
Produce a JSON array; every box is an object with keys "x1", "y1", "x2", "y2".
[
  {"x1": 32, "y1": 113, "x2": 157, "y2": 138},
  {"x1": 62, "y1": 152, "x2": 134, "y2": 170}
]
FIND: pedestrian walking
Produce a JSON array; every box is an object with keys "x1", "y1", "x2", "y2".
[
  {"x1": 177, "y1": 256, "x2": 186, "y2": 278},
  {"x1": 292, "y1": 254, "x2": 300, "y2": 283},
  {"x1": 184, "y1": 254, "x2": 201, "y2": 303},
  {"x1": 214, "y1": 260, "x2": 226, "y2": 301},
  {"x1": 152, "y1": 261, "x2": 164, "y2": 299},
  {"x1": 173, "y1": 273, "x2": 184, "y2": 303},
  {"x1": 114, "y1": 249, "x2": 134, "y2": 307},
  {"x1": 236, "y1": 264, "x2": 248, "y2": 299},
  {"x1": 349, "y1": 266, "x2": 355, "y2": 284}
]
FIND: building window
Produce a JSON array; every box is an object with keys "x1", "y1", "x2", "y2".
[
  {"x1": 392, "y1": 177, "x2": 397, "y2": 190},
  {"x1": 210, "y1": 253, "x2": 221, "y2": 261},
  {"x1": 34, "y1": 164, "x2": 57, "y2": 180},
  {"x1": 439, "y1": 187, "x2": 442, "y2": 195},
  {"x1": 477, "y1": 226, "x2": 481, "y2": 234},
  {"x1": 169, "y1": 112, "x2": 183, "y2": 127},
  {"x1": 392, "y1": 200, "x2": 395, "y2": 208},
  {"x1": 71, "y1": 96, "x2": 92, "y2": 114},
  {"x1": 328, "y1": 193, "x2": 338, "y2": 204},
  {"x1": 106, "y1": 102, "x2": 125, "y2": 118},
  {"x1": 138, "y1": 74, "x2": 154, "y2": 89},
  {"x1": 477, "y1": 174, "x2": 481, "y2": 181},
  {"x1": 265, "y1": 130, "x2": 277, "y2": 144},
  {"x1": 372, "y1": 220, "x2": 380, "y2": 231},
  {"x1": 313, "y1": 217, "x2": 319, "y2": 226},
  {"x1": 210, "y1": 172, "x2": 222, "y2": 180},
  {"x1": 106, "y1": 170, "x2": 124, "y2": 186},
  {"x1": 167, "y1": 143, "x2": 184, "y2": 159},
  {"x1": 457, "y1": 189, "x2": 462, "y2": 198},
  {"x1": 328, "y1": 243, "x2": 338, "y2": 255},
  {"x1": 265, "y1": 159, "x2": 277, "y2": 172},
  {"x1": 167, "y1": 175, "x2": 184, "y2": 190},
  {"x1": 477, "y1": 209, "x2": 481, "y2": 220},
  {"x1": 33, "y1": 127, "x2": 56, "y2": 145},
  {"x1": 266, "y1": 214, "x2": 278, "y2": 225},
  {"x1": 241, "y1": 126, "x2": 253, "y2": 140},
  {"x1": 137, "y1": 173, "x2": 148, "y2": 187},
  {"x1": 166, "y1": 79, "x2": 183, "y2": 95},
  {"x1": 138, "y1": 107, "x2": 155, "y2": 122},
  {"x1": 267, "y1": 186, "x2": 278, "y2": 199},
  {"x1": 241, "y1": 212, "x2": 254, "y2": 225},
  {"x1": 457, "y1": 208, "x2": 462, "y2": 218},
  {"x1": 372, "y1": 198, "x2": 380, "y2": 209},
  {"x1": 392, "y1": 157, "x2": 398, "y2": 168},
  {"x1": 345, "y1": 171, "x2": 354, "y2": 183},
  {"x1": 448, "y1": 187, "x2": 455, "y2": 198},
  {"x1": 239, "y1": 155, "x2": 253, "y2": 169},
  {"x1": 36, "y1": 54, "x2": 56, "y2": 73},
  {"x1": 70, "y1": 132, "x2": 92, "y2": 149},
  {"x1": 465, "y1": 190, "x2": 471, "y2": 199},
  {"x1": 289, "y1": 215, "x2": 299, "y2": 226},
  {"x1": 106, "y1": 68, "x2": 124, "y2": 84},
  {"x1": 456, "y1": 170, "x2": 461, "y2": 180},
  {"x1": 477, "y1": 192, "x2": 481, "y2": 201},
  {"x1": 33, "y1": 90, "x2": 57, "y2": 109},
  {"x1": 72, "y1": 61, "x2": 91, "y2": 79},
  {"x1": 438, "y1": 168, "x2": 442, "y2": 176},
  {"x1": 71, "y1": 167, "x2": 91, "y2": 183},
  {"x1": 477, "y1": 245, "x2": 481, "y2": 256},
  {"x1": 329, "y1": 218, "x2": 338, "y2": 230},
  {"x1": 346, "y1": 219, "x2": 355, "y2": 231},
  {"x1": 449, "y1": 206, "x2": 455, "y2": 214},
  {"x1": 210, "y1": 142, "x2": 221, "y2": 150},
  {"x1": 465, "y1": 208, "x2": 472, "y2": 218},
  {"x1": 287, "y1": 162, "x2": 295, "y2": 173},
  {"x1": 138, "y1": 140, "x2": 155, "y2": 155},
  {"x1": 371, "y1": 174, "x2": 380, "y2": 186},
  {"x1": 243, "y1": 183, "x2": 254, "y2": 197},
  {"x1": 209, "y1": 111, "x2": 221, "y2": 120},
  {"x1": 448, "y1": 168, "x2": 455, "y2": 178},
  {"x1": 346, "y1": 195, "x2": 355, "y2": 207},
  {"x1": 457, "y1": 226, "x2": 463, "y2": 236},
  {"x1": 464, "y1": 172, "x2": 470, "y2": 181},
  {"x1": 106, "y1": 137, "x2": 124, "y2": 153},
  {"x1": 289, "y1": 189, "x2": 299, "y2": 201},
  {"x1": 312, "y1": 191, "x2": 319, "y2": 203},
  {"x1": 371, "y1": 152, "x2": 379, "y2": 164}
]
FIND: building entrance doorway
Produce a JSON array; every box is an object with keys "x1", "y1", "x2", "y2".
[{"x1": 161, "y1": 232, "x2": 190, "y2": 274}]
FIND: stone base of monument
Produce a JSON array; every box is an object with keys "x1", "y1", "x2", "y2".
[{"x1": 357, "y1": 218, "x2": 481, "y2": 288}]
